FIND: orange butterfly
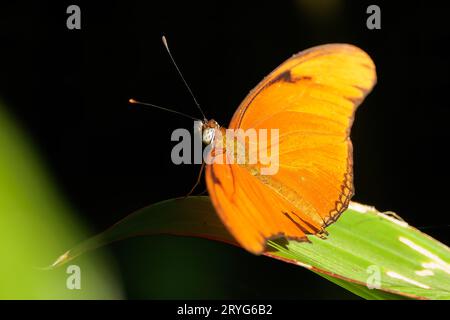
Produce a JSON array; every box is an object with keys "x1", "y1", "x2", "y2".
[
  {"x1": 133, "y1": 40, "x2": 376, "y2": 255},
  {"x1": 204, "y1": 44, "x2": 376, "y2": 254}
]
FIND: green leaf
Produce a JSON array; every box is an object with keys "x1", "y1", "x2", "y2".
[{"x1": 51, "y1": 196, "x2": 450, "y2": 300}]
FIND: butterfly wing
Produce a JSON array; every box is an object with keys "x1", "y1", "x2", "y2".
[{"x1": 206, "y1": 44, "x2": 376, "y2": 254}]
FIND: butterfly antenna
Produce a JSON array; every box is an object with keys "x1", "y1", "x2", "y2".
[
  {"x1": 162, "y1": 36, "x2": 207, "y2": 121},
  {"x1": 129, "y1": 98, "x2": 200, "y2": 121}
]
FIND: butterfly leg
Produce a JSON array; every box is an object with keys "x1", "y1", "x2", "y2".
[{"x1": 185, "y1": 162, "x2": 206, "y2": 197}]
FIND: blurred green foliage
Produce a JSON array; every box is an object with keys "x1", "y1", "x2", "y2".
[{"x1": 0, "y1": 100, "x2": 123, "y2": 299}]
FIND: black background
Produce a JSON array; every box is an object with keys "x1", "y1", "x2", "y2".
[{"x1": 1, "y1": 0, "x2": 449, "y2": 299}]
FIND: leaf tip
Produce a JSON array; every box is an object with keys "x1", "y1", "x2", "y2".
[{"x1": 48, "y1": 250, "x2": 72, "y2": 269}]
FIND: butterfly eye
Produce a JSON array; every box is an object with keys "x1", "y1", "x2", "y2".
[{"x1": 202, "y1": 128, "x2": 215, "y2": 145}]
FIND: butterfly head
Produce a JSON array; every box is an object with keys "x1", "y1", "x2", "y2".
[{"x1": 201, "y1": 119, "x2": 219, "y2": 145}]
